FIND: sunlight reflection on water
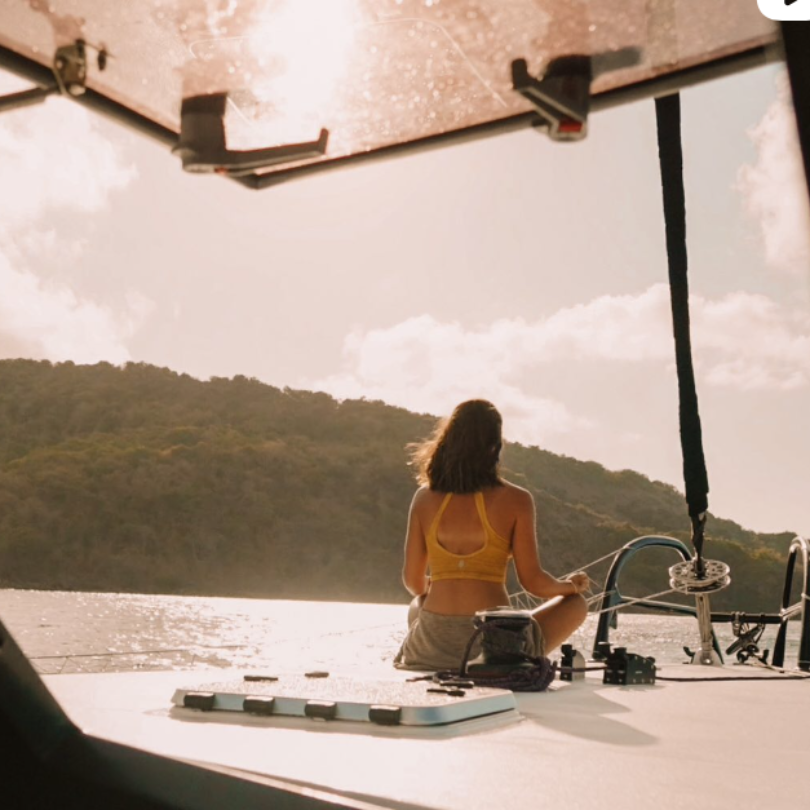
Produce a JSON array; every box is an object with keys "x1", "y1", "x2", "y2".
[
  {"x1": 0, "y1": 589, "x2": 800, "y2": 675},
  {"x1": 0, "y1": 590, "x2": 408, "y2": 675}
]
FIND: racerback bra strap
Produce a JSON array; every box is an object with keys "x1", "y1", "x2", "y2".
[
  {"x1": 428, "y1": 493, "x2": 454, "y2": 539},
  {"x1": 473, "y1": 492, "x2": 489, "y2": 530}
]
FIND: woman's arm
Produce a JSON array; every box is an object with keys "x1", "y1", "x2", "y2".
[
  {"x1": 402, "y1": 489, "x2": 430, "y2": 597},
  {"x1": 511, "y1": 488, "x2": 588, "y2": 598}
]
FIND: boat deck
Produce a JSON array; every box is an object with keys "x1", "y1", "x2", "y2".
[{"x1": 44, "y1": 634, "x2": 809, "y2": 810}]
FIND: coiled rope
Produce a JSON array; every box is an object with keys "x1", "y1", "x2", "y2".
[{"x1": 434, "y1": 618, "x2": 557, "y2": 692}]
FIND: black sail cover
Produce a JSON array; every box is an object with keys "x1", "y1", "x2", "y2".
[{"x1": 655, "y1": 93, "x2": 710, "y2": 561}]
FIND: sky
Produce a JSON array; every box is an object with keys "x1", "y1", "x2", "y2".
[{"x1": 1, "y1": 56, "x2": 808, "y2": 538}]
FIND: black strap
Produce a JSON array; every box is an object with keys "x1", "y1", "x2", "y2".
[
  {"x1": 781, "y1": 24, "x2": 810, "y2": 231},
  {"x1": 655, "y1": 94, "x2": 709, "y2": 563},
  {"x1": 436, "y1": 619, "x2": 556, "y2": 692}
]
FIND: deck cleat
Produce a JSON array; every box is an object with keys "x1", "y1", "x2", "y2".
[
  {"x1": 602, "y1": 647, "x2": 656, "y2": 686},
  {"x1": 559, "y1": 644, "x2": 586, "y2": 682}
]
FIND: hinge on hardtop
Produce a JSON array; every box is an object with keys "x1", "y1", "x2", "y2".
[
  {"x1": 52, "y1": 40, "x2": 88, "y2": 97},
  {"x1": 0, "y1": 39, "x2": 108, "y2": 114}
]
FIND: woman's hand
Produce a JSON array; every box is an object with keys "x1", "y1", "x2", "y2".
[{"x1": 567, "y1": 571, "x2": 590, "y2": 595}]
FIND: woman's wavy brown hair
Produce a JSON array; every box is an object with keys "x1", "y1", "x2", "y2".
[{"x1": 409, "y1": 400, "x2": 504, "y2": 493}]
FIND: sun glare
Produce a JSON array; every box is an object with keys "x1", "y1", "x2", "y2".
[{"x1": 243, "y1": 0, "x2": 358, "y2": 146}]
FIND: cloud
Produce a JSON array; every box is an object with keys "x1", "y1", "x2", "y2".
[
  {"x1": 530, "y1": 285, "x2": 810, "y2": 391},
  {"x1": 0, "y1": 72, "x2": 31, "y2": 94},
  {"x1": 521, "y1": 285, "x2": 673, "y2": 361},
  {"x1": 0, "y1": 96, "x2": 137, "y2": 228},
  {"x1": 537, "y1": 286, "x2": 810, "y2": 391},
  {"x1": 0, "y1": 252, "x2": 153, "y2": 363},
  {"x1": 698, "y1": 291, "x2": 810, "y2": 390},
  {"x1": 737, "y1": 71, "x2": 810, "y2": 278},
  {"x1": 304, "y1": 314, "x2": 593, "y2": 446},
  {"x1": 0, "y1": 91, "x2": 146, "y2": 363},
  {"x1": 304, "y1": 285, "x2": 810, "y2": 443}
]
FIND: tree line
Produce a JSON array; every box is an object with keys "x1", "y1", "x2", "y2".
[{"x1": 0, "y1": 359, "x2": 797, "y2": 612}]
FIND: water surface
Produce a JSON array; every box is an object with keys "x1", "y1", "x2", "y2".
[{"x1": 0, "y1": 589, "x2": 799, "y2": 675}]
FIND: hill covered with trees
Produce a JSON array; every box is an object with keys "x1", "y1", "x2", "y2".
[{"x1": 0, "y1": 359, "x2": 797, "y2": 611}]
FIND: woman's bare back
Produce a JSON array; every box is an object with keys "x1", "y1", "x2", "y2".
[
  {"x1": 415, "y1": 484, "x2": 526, "y2": 615},
  {"x1": 420, "y1": 485, "x2": 518, "y2": 546}
]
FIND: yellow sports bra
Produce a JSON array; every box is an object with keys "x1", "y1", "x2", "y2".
[{"x1": 426, "y1": 492, "x2": 512, "y2": 583}]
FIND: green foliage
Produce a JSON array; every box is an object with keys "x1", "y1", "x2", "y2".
[{"x1": 0, "y1": 359, "x2": 797, "y2": 611}]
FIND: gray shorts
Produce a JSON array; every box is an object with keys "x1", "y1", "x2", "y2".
[{"x1": 394, "y1": 608, "x2": 545, "y2": 672}]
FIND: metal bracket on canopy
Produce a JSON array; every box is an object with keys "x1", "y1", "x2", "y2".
[
  {"x1": 0, "y1": 85, "x2": 55, "y2": 114},
  {"x1": 0, "y1": 39, "x2": 109, "y2": 115},
  {"x1": 511, "y1": 55, "x2": 592, "y2": 141},
  {"x1": 172, "y1": 93, "x2": 329, "y2": 177},
  {"x1": 512, "y1": 48, "x2": 642, "y2": 142},
  {"x1": 53, "y1": 40, "x2": 89, "y2": 97}
]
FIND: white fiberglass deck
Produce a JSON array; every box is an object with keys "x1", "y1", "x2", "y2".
[{"x1": 43, "y1": 607, "x2": 810, "y2": 810}]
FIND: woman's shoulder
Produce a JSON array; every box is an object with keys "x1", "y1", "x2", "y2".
[
  {"x1": 411, "y1": 485, "x2": 444, "y2": 508},
  {"x1": 492, "y1": 480, "x2": 534, "y2": 509}
]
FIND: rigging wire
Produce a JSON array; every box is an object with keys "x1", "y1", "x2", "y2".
[
  {"x1": 654, "y1": 657, "x2": 810, "y2": 682},
  {"x1": 508, "y1": 540, "x2": 689, "y2": 618},
  {"x1": 559, "y1": 665, "x2": 810, "y2": 682},
  {"x1": 587, "y1": 588, "x2": 679, "y2": 617},
  {"x1": 509, "y1": 548, "x2": 626, "y2": 609},
  {"x1": 560, "y1": 549, "x2": 627, "y2": 578},
  {"x1": 655, "y1": 673, "x2": 810, "y2": 682},
  {"x1": 29, "y1": 642, "x2": 249, "y2": 661},
  {"x1": 506, "y1": 544, "x2": 808, "y2": 679}
]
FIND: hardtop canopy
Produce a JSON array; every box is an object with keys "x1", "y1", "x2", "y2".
[{"x1": 0, "y1": 0, "x2": 778, "y2": 188}]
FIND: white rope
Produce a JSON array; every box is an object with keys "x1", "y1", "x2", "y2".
[
  {"x1": 509, "y1": 546, "x2": 690, "y2": 617},
  {"x1": 586, "y1": 589, "x2": 613, "y2": 606},
  {"x1": 560, "y1": 548, "x2": 624, "y2": 579},
  {"x1": 510, "y1": 548, "x2": 623, "y2": 609},
  {"x1": 587, "y1": 587, "x2": 680, "y2": 617},
  {"x1": 511, "y1": 585, "x2": 683, "y2": 618}
]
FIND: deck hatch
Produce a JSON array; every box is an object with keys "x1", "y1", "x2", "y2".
[{"x1": 172, "y1": 674, "x2": 516, "y2": 726}]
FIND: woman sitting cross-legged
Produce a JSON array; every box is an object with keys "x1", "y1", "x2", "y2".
[{"x1": 394, "y1": 399, "x2": 589, "y2": 672}]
